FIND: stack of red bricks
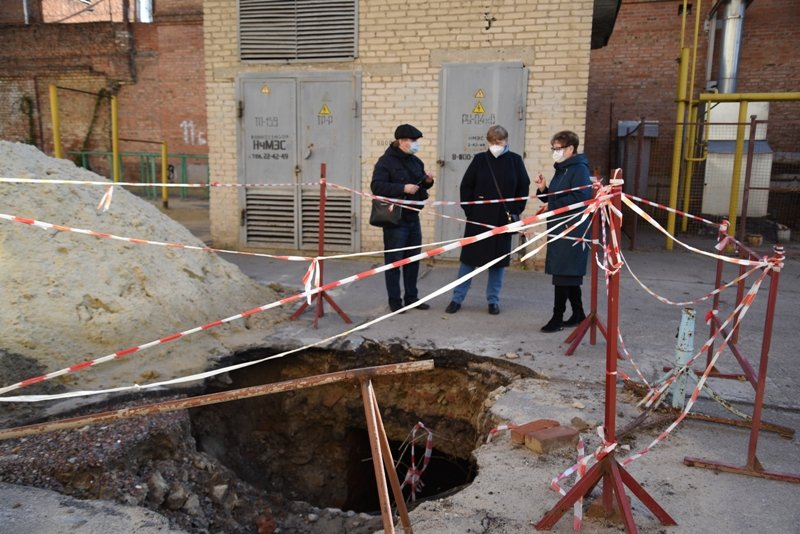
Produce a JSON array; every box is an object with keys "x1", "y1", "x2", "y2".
[{"x1": 510, "y1": 419, "x2": 579, "y2": 454}]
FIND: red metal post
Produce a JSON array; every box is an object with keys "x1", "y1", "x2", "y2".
[
  {"x1": 564, "y1": 178, "x2": 610, "y2": 356},
  {"x1": 536, "y1": 180, "x2": 676, "y2": 532},
  {"x1": 290, "y1": 163, "x2": 352, "y2": 327}
]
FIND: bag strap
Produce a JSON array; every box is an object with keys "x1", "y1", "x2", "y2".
[{"x1": 486, "y1": 156, "x2": 513, "y2": 219}]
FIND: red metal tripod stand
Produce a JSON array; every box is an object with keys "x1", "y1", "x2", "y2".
[
  {"x1": 536, "y1": 181, "x2": 676, "y2": 533},
  {"x1": 290, "y1": 163, "x2": 352, "y2": 328}
]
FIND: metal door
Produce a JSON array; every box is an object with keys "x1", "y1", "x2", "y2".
[
  {"x1": 436, "y1": 63, "x2": 528, "y2": 256},
  {"x1": 238, "y1": 72, "x2": 361, "y2": 251}
]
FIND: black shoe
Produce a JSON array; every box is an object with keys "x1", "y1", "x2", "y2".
[
  {"x1": 541, "y1": 316, "x2": 564, "y2": 332},
  {"x1": 389, "y1": 301, "x2": 405, "y2": 313},
  {"x1": 405, "y1": 299, "x2": 430, "y2": 310},
  {"x1": 488, "y1": 304, "x2": 500, "y2": 315},
  {"x1": 445, "y1": 301, "x2": 461, "y2": 314},
  {"x1": 563, "y1": 310, "x2": 586, "y2": 327}
]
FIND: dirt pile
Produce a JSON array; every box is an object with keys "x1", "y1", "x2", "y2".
[{"x1": 0, "y1": 140, "x2": 284, "y2": 398}]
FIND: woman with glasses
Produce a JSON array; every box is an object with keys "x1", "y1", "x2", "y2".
[{"x1": 534, "y1": 130, "x2": 593, "y2": 332}]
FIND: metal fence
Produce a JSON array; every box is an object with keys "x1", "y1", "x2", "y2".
[
  {"x1": 614, "y1": 113, "x2": 798, "y2": 248},
  {"x1": 68, "y1": 150, "x2": 210, "y2": 200}
]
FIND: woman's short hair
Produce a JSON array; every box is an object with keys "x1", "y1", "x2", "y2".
[
  {"x1": 486, "y1": 125, "x2": 509, "y2": 143},
  {"x1": 551, "y1": 130, "x2": 580, "y2": 151}
]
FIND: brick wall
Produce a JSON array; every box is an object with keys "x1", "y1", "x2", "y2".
[
  {"x1": 586, "y1": 0, "x2": 800, "y2": 176},
  {"x1": 0, "y1": 22, "x2": 134, "y2": 156},
  {"x1": 0, "y1": 9, "x2": 206, "y2": 181},
  {"x1": 204, "y1": 0, "x2": 595, "y2": 249}
]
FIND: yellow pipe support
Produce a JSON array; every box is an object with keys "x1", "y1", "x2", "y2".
[
  {"x1": 49, "y1": 84, "x2": 62, "y2": 159},
  {"x1": 111, "y1": 95, "x2": 120, "y2": 183},
  {"x1": 161, "y1": 142, "x2": 169, "y2": 209},
  {"x1": 698, "y1": 92, "x2": 800, "y2": 103},
  {"x1": 666, "y1": 47, "x2": 691, "y2": 250},
  {"x1": 726, "y1": 101, "x2": 749, "y2": 240},
  {"x1": 681, "y1": 104, "x2": 699, "y2": 232}
]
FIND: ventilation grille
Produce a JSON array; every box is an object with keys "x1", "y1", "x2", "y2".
[
  {"x1": 245, "y1": 190, "x2": 296, "y2": 245},
  {"x1": 245, "y1": 190, "x2": 354, "y2": 250},
  {"x1": 239, "y1": 0, "x2": 357, "y2": 61},
  {"x1": 301, "y1": 192, "x2": 353, "y2": 250}
]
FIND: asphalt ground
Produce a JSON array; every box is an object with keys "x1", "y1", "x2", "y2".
[{"x1": 154, "y1": 198, "x2": 800, "y2": 533}]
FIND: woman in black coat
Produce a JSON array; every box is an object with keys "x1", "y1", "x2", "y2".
[
  {"x1": 535, "y1": 130, "x2": 593, "y2": 332},
  {"x1": 444, "y1": 125, "x2": 530, "y2": 315}
]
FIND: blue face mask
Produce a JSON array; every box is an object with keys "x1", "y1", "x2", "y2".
[{"x1": 409, "y1": 141, "x2": 420, "y2": 154}]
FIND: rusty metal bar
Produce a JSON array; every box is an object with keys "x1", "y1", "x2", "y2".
[
  {"x1": 0, "y1": 360, "x2": 435, "y2": 442},
  {"x1": 361, "y1": 378, "x2": 395, "y2": 533},
  {"x1": 685, "y1": 412, "x2": 794, "y2": 439},
  {"x1": 371, "y1": 387, "x2": 413, "y2": 533}
]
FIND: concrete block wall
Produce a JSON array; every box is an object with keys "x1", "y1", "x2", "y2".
[{"x1": 203, "y1": 0, "x2": 594, "y2": 250}]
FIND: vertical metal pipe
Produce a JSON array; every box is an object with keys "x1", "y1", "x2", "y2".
[
  {"x1": 737, "y1": 115, "x2": 759, "y2": 243},
  {"x1": 49, "y1": 84, "x2": 62, "y2": 159},
  {"x1": 707, "y1": 224, "x2": 726, "y2": 367},
  {"x1": 717, "y1": 0, "x2": 745, "y2": 94},
  {"x1": 590, "y1": 186, "x2": 600, "y2": 345},
  {"x1": 746, "y1": 246, "x2": 783, "y2": 470},
  {"x1": 161, "y1": 142, "x2": 169, "y2": 209},
  {"x1": 681, "y1": 104, "x2": 699, "y2": 232},
  {"x1": 604, "y1": 181, "x2": 623, "y2": 444},
  {"x1": 726, "y1": 101, "x2": 749, "y2": 238},
  {"x1": 316, "y1": 163, "x2": 327, "y2": 324},
  {"x1": 666, "y1": 48, "x2": 690, "y2": 250},
  {"x1": 671, "y1": 308, "x2": 696, "y2": 409},
  {"x1": 111, "y1": 95, "x2": 120, "y2": 182}
]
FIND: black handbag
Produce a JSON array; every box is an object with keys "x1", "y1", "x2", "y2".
[{"x1": 369, "y1": 198, "x2": 402, "y2": 227}]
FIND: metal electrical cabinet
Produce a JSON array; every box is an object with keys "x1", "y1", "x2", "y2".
[
  {"x1": 237, "y1": 72, "x2": 361, "y2": 251},
  {"x1": 436, "y1": 63, "x2": 528, "y2": 256}
]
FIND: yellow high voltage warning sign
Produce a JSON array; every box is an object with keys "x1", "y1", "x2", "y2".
[
  {"x1": 260, "y1": 84, "x2": 271, "y2": 95},
  {"x1": 474, "y1": 89, "x2": 485, "y2": 99},
  {"x1": 319, "y1": 103, "x2": 332, "y2": 115},
  {"x1": 472, "y1": 101, "x2": 486, "y2": 114}
]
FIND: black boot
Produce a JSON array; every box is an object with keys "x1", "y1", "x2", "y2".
[
  {"x1": 541, "y1": 286, "x2": 567, "y2": 332},
  {"x1": 563, "y1": 286, "x2": 586, "y2": 327}
]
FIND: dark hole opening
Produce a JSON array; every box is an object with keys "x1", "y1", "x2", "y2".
[{"x1": 189, "y1": 343, "x2": 535, "y2": 513}]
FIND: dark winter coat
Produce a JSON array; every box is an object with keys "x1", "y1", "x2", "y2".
[
  {"x1": 542, "y1": 153, "x2": 593, "y2": 278},
  {"x1": 459, "y1": 150, "x2": 530, "y2": 268},
  {"x1": 370, "y1": 144, "x2": 433, "y2": 223}
]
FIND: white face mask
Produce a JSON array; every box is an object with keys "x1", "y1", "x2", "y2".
[
  {"x1": 489, "y1": 144, "x2": 507, "y2": 158},
  {"x1": 409, "y1": 141, "x2": 420, "y2": 154},
  {"x1": 552, "y1": 148, "x2": 566, "y2": 162}
]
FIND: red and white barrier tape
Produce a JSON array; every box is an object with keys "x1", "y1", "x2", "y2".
[
  {"x1": 621, "y1": 268, "x2": 771, "y2": 467},
  {"x1": 0, "y1": 177, "x2": 316, "y2": 189},
  {"x1": 623, "y1": 193, "x2": 721, "y2": 229},
  {"x1": 0, "y1": 212, "x2": 315, "y2": 262},
  {"x1": 573, "y1": 438, "x2": 586, "y2": 532},
  {"x1": 399, "y1": 422, "x2": 434, "y2": 502},
  {"x1": 620, "y1": 195, "x2": 768, "y2": 268},
  {"x1": 328, "y1": 181, "x2": 594, "y2": 207},
  {"x1": 0, "y1": 203, "x2": 554, "y2": 400}
]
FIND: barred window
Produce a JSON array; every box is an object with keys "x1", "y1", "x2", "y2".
[{"x1": 239, "y1": 0, "x2": 357, "y2": 62}]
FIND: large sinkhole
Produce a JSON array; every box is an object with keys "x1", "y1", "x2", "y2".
[{"x1": 189, "y1": 341, "x2": 536, "y2": 513}]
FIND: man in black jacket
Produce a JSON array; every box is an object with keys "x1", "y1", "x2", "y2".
[{"x1": 370, "y1": 124, "x2": 435, "y2": 312}]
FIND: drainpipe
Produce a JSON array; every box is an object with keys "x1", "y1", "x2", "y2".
[
  {"x1": 717, "y1": 0, "x2": 745, "y2": 93},
  {"x1": 22, "y1": 0, "x2": 29, "y2": 24}
]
